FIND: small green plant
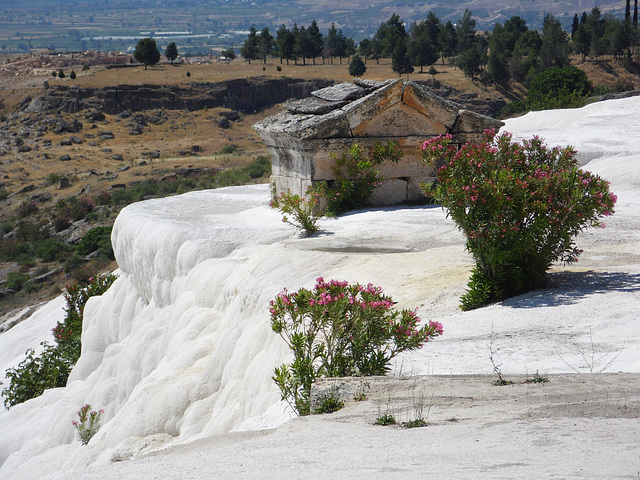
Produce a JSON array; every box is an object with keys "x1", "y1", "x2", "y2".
[
  {"x1": 72, "y1": 404, "x2": 104, "y2": 445},
  {"x1": 220, "y1": 144, "x2": 237, "y2": 155},
  {"x1": 47, "y1": 173, "x2": 62, "y2": 185},
  {"x1": 487, "y1": 326, "x2": 514, "y2": 386},
  {"x1": 422, "y1": 131, "x2": 617, "y2": 310},
  {"x1": 402, "y1": 387, "x2": 433, "y2": 428},
  {"x1": 82, "y1": 65, "x2": 90, "y2": 71},
  {"x1": 270, "y1": 278, "x2": 442, "y2": 415},
  {"x1": 314, "y1": 392, "x2": 344, "y2": 414},
  {"x1": 524, "y1": 370, "x2": 549, "y2": 384},
  {"x1": 354, "y1": 377, "x2": 369, "y2": 401},
  {"x1": 0, "y1": 188, "x2": 8, "y2": 201},
  {"x1": 375, "y1": 413, "x2": 397, "y2": 426},
  {"x1": 270, "y1": 190, "x2": 320, "y2": 236}
]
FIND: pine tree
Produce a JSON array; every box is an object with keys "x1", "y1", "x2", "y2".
[
  {"x1": 348, "y1": 53, "x2": 366, "y2": 77},
  {"x1": 241, "y1": 26, "x2": 259, "y2": 64},
  {"x1": 133, "y1": 38, "x2": 161, "y2": 70},
  {"x1": 165, "y1": 41, "x2": 178, "y2": 65},
  {"x1": 276, "y1": 24, "x2": 295, "y2": 65},
  {"x1": 391, "y1": 41, "x2": 414, "y2": 78},
  {"x1": 259, "y1": 27, "x2": 274, "y2": 64}
]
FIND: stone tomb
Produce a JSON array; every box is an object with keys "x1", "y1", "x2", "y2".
[{"x1": 254, "y1": 79, "x2": 504, "y2": 205}]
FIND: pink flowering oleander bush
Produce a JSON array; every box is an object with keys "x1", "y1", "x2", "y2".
[
  {"x1": 73, "y1": 404, "x2": 104, "y2": 445},
  {"x1": 421, "y1": 130, "x2": 617, "y2": 310},
  {"x1": 270, "y1": 277, "x2": 443, "y2": 415}
]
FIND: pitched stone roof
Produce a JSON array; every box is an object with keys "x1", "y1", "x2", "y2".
[{"x1": 254, "y1": 79, "x2": 503, "y2": 142}]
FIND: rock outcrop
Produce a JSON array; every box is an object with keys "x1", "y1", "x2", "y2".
[{"x1": 22, "y1": 77, "x2": 334, "y2": 115}]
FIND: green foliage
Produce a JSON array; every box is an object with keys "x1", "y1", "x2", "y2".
[
  {"x1": 375, "y1": 413, "x2": 396, "y2": 425},
  {"x1": 34, "y1": 238, "x2": 73, "y2": 262},
  {"x1": 72, "y1": 404, "x2": 104, "y2": 445},
  {"x1": 314, "y1": 141, "x2": 402, "y2": 216},
  {"x1": 221, "y1": 48, "x2": 236, "y2": 60},
  {"x1": 165, "y1": 41, "x2": 178, "y2": 64},
  {"x1": 2, "y1": 343, "x2": 74, "y2": 409},
  {"x1": 270, "y1": 278, "x2": 443, "y2": 415},
  {"x1": 56, "y1": 196, "x2": 96, "y2": 222},
  {"x1": 391, "y1": 41, "x2": 414, "y2": 77},
  {"x1": 348, "y1": 53, "x2": 366, "y2": 77},
  {"x1": 2, "y1": 274, "x2": 117, "y2": 408},
  {"x1": 220, "y1": 144, "x2": 237, "y2": 154},
  {"x1": 82, "y1": 65, "x2": 90, "y2": 71},
  {"x1": 526, "y1": 66, "x2": 591, "y2": 111},
  {"x1": 134, "y1": 38, "x2": 161, "y2": 69},
  {"x1": 525, "y1": 371, "x2": 549, "y2": 384},
  {"x1": 314, "y1": 392, "x2": 344, "y2": 414},
  {"x1": 63, "y1": 254, "x2": 85, "y2": 273},
  {"x1": 421, "y1": 131, "x2": 617, "y2": 310},
  {"x1": 5, "y1": 272, "x2": 29, "y2": 291},
  {"x1": 0, "y1": 188, "x2": 8, "y2": 201},
  {"x1": 47, "y1": 173, "x2": 62, "y2": 185},
  {"x1": 76, "y1": 226, "x2": 114, "y2": 259},
  {"x1": 241, "y1": 26, "x2": 260, "y2": 64},
  {"x1": 18, "y1": 201, "x2": 39, "y2": 218},
  {"x1": 592, "y1": 78, "x2": 636, "y2": 96},
  {"x1": 271, "y1": 190, "x2": 320, "y2": 236}
]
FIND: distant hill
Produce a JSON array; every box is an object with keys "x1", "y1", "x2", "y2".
[{"x1": 0, "y1": 0, "x2": 626, "y2": 54}]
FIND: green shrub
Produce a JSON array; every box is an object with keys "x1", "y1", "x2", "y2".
[
  {"x1": 0, "y1": 239, "x2": 32, "y2": 262},
  {"x1": 34, "y1": 238, "x2": 73, "y2": 262},
  {"x1": 2, "y1": 343, "x2": 74, "y2": 409},
  {"x1": 270, "y1": 190, "x2": 320, "y2": 236},
  {"x1": 76, "y1": 226, "x2": 113, "y2": 259},
  {"x1": 15, "y1": 220, "x2": 50, "y2": 242},
  {"x1": 220, "y1": 144, "x2": 237, "y2": 155},
  {"x1": 0, "y1": 188, "x2": 8, "y2": 201},
  {"x1": 314, "y1": 392, "x2": 344, "y2": 414},
  {"x1": 270, "y1": 278, "x2": 443, "y2": 415},
  {"x1": 2, "y1": 274, "x2": 117, "y2": 409},
  {"x1": 313, "y1": 141, "x2": 402, "y2": 215},
  {"x1": 5, "y1": 272, "x2": 29, "y2": 291},
  {"x1": 421, "y1": 131, "x2": 617, "y2": 310},
  {"x1": 526, "y1": 66, "x2": 591, "y2": 111},
  {"x1": 18, "y1": 201, "x2": 39, "y2": 218},
  {"x1": 47, "y1": 173, "x2": 62, "y2": 185},
  {"x1": 63, "y1": 254, "x2": 85, "y2": 273}
]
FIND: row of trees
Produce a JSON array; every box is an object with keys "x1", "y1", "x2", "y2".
[
  {"x1": 242, "y1": 8, "x2": 640, "y2": 86},
  {"x1": 241, "y1": 21, "x2": 356, "y2": 65}
]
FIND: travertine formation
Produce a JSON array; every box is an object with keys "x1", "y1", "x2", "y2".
[{"x1": 254, "y1": 79, "x2": 504, "y2": 205}]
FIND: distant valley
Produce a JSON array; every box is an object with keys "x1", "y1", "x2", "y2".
[{"x1": 0, "y1": 0, "x2": 626, "y2": 54}]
